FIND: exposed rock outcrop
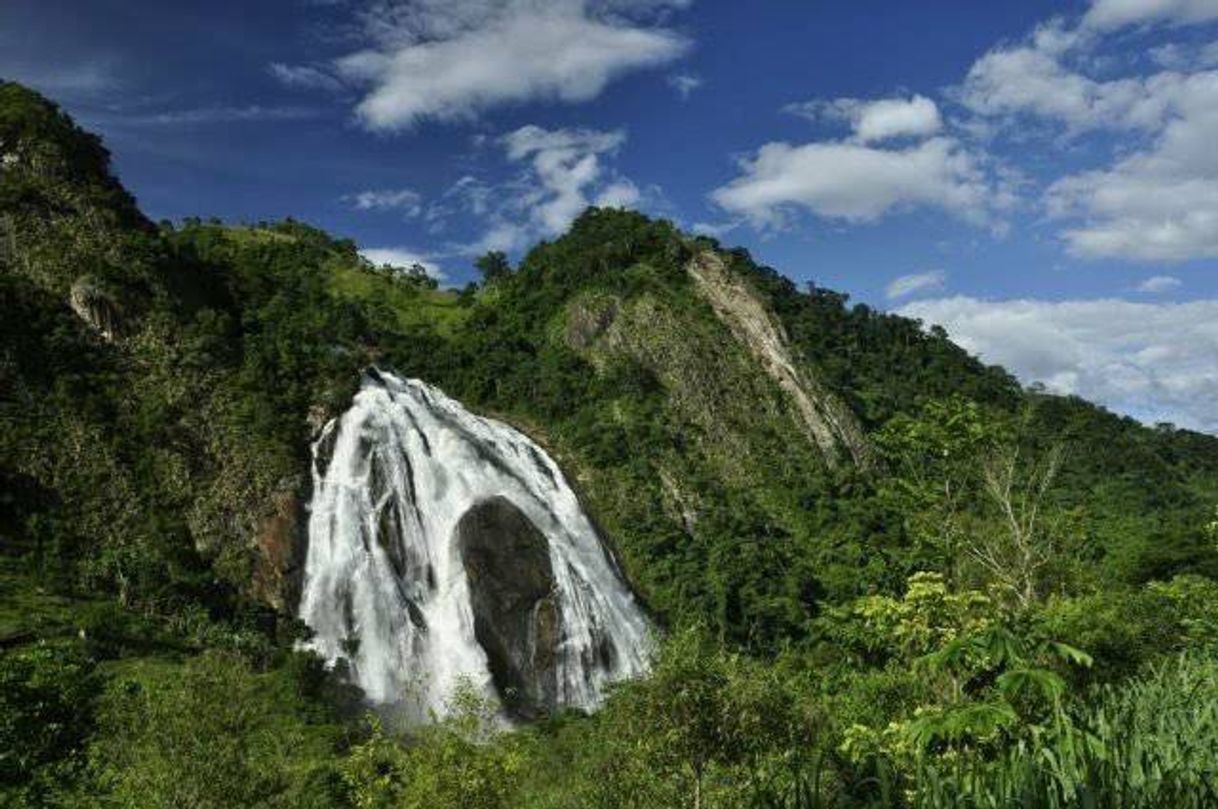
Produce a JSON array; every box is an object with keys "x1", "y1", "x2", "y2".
[
  {"x1": 68, "y1": 275, "x2": 124, "y2": 341},
  {"x1": 565, "y1": 295, "x2": 619, "y2": 350},
  {"x1": 565, "y1": 290, "x2": 765, "y2": 474},
  {"x1": 686, "y1": 251, "x2": 869, "y2": 468},
  {"x1": 456, "y1": 496, "x2": 561, "y2": 719},
  {"x1": 250, "y1": 483, "x2": 307, "y2": 612}
]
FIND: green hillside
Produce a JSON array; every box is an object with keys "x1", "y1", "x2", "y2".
[{"x1": 3, "y1": 81, "x2": 1217, "y2": 807}]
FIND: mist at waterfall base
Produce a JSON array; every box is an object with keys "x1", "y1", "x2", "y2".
[{"x1": 298, "y1": 369, "x2": 652, "y2": 723}]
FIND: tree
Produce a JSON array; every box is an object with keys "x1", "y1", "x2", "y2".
[
  {"x1": 85, "y1": 651, "x2": 337, "y2": 808},
  {"x1": 474, "y1": 251, "x2": 511, "y2": 284},
  {"x1": 877, "y1": 398, "x2": 1071, "y2": 607},
  {"x1": 403, "y1": 262, "x2": 438, "y2": 290},
  {"x1": 875, "y1": 397, "x2": 1000, "y2": 582},
  {"x1": 969, "y1": 442, "x2": 1065, "y2": 609},
  {"x1": 834, "y1": 574, "x2": 1093, "y2": 788},
  {"x1": 601, "y1": 628, "x2": 814, "y2": 809},
  {"x1": 340, "y1": 681, "x2": 523, "y2": 809}
]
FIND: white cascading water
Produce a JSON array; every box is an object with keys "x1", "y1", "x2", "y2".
[{"x1": 298, "y1": 369, "x2": 651, "y2": 720}]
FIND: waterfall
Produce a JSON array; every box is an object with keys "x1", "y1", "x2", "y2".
[{"x1": 298, "y1": 369, "x2": 651, "y2": 721}]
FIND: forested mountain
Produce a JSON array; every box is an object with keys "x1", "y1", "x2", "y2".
[{"x1": 3, "y1": 81, "x2": 1217, "y2": 807}]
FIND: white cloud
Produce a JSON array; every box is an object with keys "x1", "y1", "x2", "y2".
[
  {"x1": 689, "y1": 220, "x2": 739, "y2": 238},
  {"x1": 501, "y1": 125, "x2": 629, "y2": 234},
  {"x1": 269, "y1": 62, "x2": 345, "y2": 92},
  {"x1": 900, "y1": 296, "x2": 1218, "y2": 432},
  {"x1": 126, "y1": 105, "x2": 321, "y2": 125},
  {"x1": 958, "y1": 23, "x2": 1189, "y2": 134},
  {"x1": 667, "y1": 72, "x2": 703, "y2": 99},
  {"x1": 595, "y1": 179, "x2": 643, "y2": 207},
  {"x1": 345, "y1": 187, "x2": 423, "y2": 215},
  {"x1": 427, "y1": 175, "x2": 493, "y2": 223},
  {"x1": 1146, "y1": 42, "x2": 1218, "y2": 69},
  {"x1": 1137, "y1": 274, "x2": 1183, "y2": 293},
  {"x1": 850, "y1": 95, "x2": 943, "y2": 143},
  {"x1": 0, "y1": 23, "x2": 121, "y2": 99},
  {"x1": 313, "y1": 0, "x2": 689, "y2": 130},
  {"x1": 501, "y1": 124, "x2": 627, "y2": 161},
  {"x1": 2, "y1": 61, "x2": 119, "y2": 96},
  {"x1": 788, "y1": 95, "x2": 943, "y2": 143},
  {"x1": 710, "y1": 136, "x2": 997, "y2": 228},
  {"x1": 886, "y1": 270, "x2": 947, "y2": 300},
  {"x1": 958, "y1": 9, "x2": 1218, "y2": 262},
  {"x1": 360, "y1": 247, "x2": 445, "y2": 280},
  {"x1": 1045, "y1": 72, "x2": 1218, "y2": 260},
  {"x1": 428, "y1": 124, "x2": 646, "y2": 254},
  {"x1": 1084, "y1": 0, "x2": 1218, "y2": 31}
]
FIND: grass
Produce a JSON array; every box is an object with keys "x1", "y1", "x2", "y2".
[
  {"x1": 326, "y1": 258, "x2": 471, "y2": 336},
  {"x1": 908, "y1": 653, "x2": 1218, "y2": 809},
  {"x1": 0, "y1": 555, "x2": 89, "y2": 642},
  {"x1": 218, "y1": 226, "x2": 299, "y2": 245}
]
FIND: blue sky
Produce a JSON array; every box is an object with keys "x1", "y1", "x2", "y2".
[{"x1": 3, "y1": 0, "x2": 1217, "y2": 431}]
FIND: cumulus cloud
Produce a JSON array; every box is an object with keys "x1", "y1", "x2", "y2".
[
  {"x1": 292, "y1": 0, "x2": 689, "y2": 130},
  {"x1": 595, "y1": 178, "x2": 643, "y2": 207},
  {"x1": 1083, "y1": 0, "x2": 1218, "y2": 31},
  {"x1": 1137, "y1": 274, "x2": 1183, "y2": 293},
  {"x1": 958, "y1": 8, "x2": 1218, "y2": 262},
  {"x1": 848, "y1": 95, "x2": 943, "y2": 142},
  {"x1": 961, "y1": 28, "x2": 1218, "y2": 136},
  {"x1": 787, "y1": 95, "x2": 943, "y2": 143},
  {"x1": 428, "y1": 124, "x2": 646, "y2": 254},
  {"x1": 345, "y1": 187, "x2": 424, "y2": 215},
  {"x1": 501, "y1": 125, "x2": 631, "y2": 234},
  {"x1": 360, "y1": 247, "x2": 445, "y2": 280},
  {"x1": 886, "y1": 270, "x2": 947, "y2": 300},
  {"x1": 1044, "y1": 72, "x2": 1218, "y2": 261},
  {"x1": 958, "y1": 23, "x2": 1192, "y2": 134},
  {"x1": 1148, "y1": 41, "x2": 1218, "y2": 69},
  {"x1": 900, "y1": 296, "x2": 1218, "y2": 432},
  {"x1": 710, "y1": 136, "x2": 996, "y2": 229}
]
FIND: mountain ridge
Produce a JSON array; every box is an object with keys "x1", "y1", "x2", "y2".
[
  {"x1": 3, "y1": 80, "x2": 1216, "y2": 624},
  {"x1": 4, "y1": 79, "x2": 1218, "y2": 806}
]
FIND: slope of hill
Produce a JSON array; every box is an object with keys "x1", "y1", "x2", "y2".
[{"x1": 3, "y1": 81, "x2": 1217, "y2": 807}]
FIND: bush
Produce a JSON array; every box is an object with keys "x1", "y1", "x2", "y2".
[
  {"x1": 0, "y1": 641, "x2": 99, "y2": 793},
  {"x1": 86, "y1": 650, "x2": 340, "y2": 808},
  {"x1": 340, "y1": 681, "x2": 524, "y2": 809}
]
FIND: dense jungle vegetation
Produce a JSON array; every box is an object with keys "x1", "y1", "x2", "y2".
[{"x1": 2, "y1": 81, "x2": 1218, "y2": 807}]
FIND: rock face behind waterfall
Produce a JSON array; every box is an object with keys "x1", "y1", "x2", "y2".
[
  {"x1": 457, "y1": 497, "x2": 561, "y2": 717},
  {"x1": 298, "y1": 370, "x2": 651, "y2": 723}
]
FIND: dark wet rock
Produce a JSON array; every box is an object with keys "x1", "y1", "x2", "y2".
[
  {"x1": 313, "y1": 421, "x2": 340, "y2": 480},
  {"x1": 369, "y1": 451, "x2": 390, "y2": 504},
  {"x1": 376, "y1": 499, "x2": 407, "y2": 579},
  {"x1": 456, "y1": 496, "x2": 560, "y2": 718}
]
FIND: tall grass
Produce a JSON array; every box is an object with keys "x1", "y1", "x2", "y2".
[
  {"x1": 920, "y1": 652, "x2": 1218, "y2": 808},
  {"x1": 760, "y1": 653, "x2": 1218, "y2": 808}
]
